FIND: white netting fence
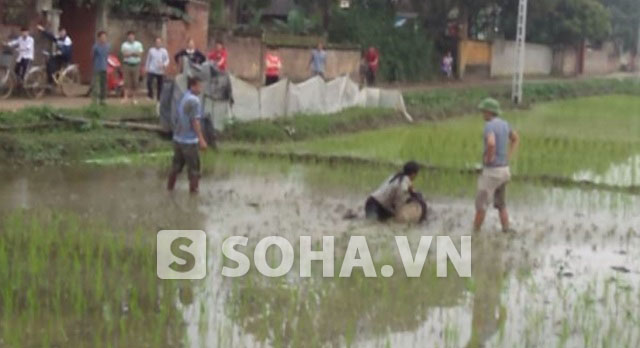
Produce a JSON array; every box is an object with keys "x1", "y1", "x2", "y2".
[
  {"x1": 228, "y1": 75, "x2": 412, "y2": 127},
  {"x1": 161, "y1": 60, "x2": 412, "y2": 132}
]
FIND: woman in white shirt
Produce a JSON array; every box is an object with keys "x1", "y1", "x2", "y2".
[{"x1": 365, "y1": 161, "x2": 427, "y2": 222}]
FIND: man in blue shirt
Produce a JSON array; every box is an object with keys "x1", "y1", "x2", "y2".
[
  {"x1": 37, "y1": 25, "x2": 72, "y2": 85},
  {"x1": 473, "y1": 98, "x2": 519, "y2": 233},
  {"x1": 309, "y1": 42, "x2": 327, "y2": 78},
  {"x1": 91, "y1": 31, "x2": 110, "y2": 105},
  {"x1": 167, "y1": 76, "x2": 208, "y2": 193}
]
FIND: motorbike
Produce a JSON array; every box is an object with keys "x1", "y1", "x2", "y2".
[
  {"x1": 106, "y1": 54, "x2": 124, "y2": 96},
  {"x1": 85, "y1": 54, "x2": 124, "y2": 97}
]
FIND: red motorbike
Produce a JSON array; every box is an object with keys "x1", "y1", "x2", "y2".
[
  {"x1": 85, "y1": 54, "x2": 124, "y2": 97},
  {"x1": 106, "y1": 54, "x2": 124, "y2": 97}
]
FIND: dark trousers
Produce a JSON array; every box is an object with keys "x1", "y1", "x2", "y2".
[
  {"x1": 46, "y1": 55, "x2": 68, "y2": 84},
  {"x1": 147, "y1": 73, "x2": 164, "y2": 100},
  {"x1": 366, "y1": 67, "x2": 376, "y2": 86},
  {"x1": 169, "y1": 142, "x2": 200, "y2": 179},
  {"x1": 92, "y1": 71, "x2": 107, "y2": 103},
  {"x1": 365, "y1": 197, "x2": 394, "y2": 222},
  {"x1": 365, "y1": 193, "x2": 428, "y2": 222},
  {"x1": 167, "y1": 142, "x2": 201, "y2": 192},
  {"x1": 265, "y1": 75, "x2": 279, "y2": 86},
  {"x1": 14, "y1": 58, "x2": 31, "y2": 81}
]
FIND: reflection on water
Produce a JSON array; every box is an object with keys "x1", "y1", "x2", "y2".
[
  {"x1": 1, "y1": 160, "x2": 639, "y2": 347},
  {"x1": 573, "y1": 154, "x2": 640, "y2": 187}
]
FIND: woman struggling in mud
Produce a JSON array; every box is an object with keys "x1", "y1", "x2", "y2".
[{"x1": 365, "y1": 161, "x2": 428, "y2": 222}]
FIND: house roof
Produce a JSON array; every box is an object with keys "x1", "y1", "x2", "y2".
[{"x1": 262, "y1": 0, "x2": 295, "y2": 17}]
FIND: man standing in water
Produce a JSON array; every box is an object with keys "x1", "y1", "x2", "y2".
[
  {"x1": 473, "y1": 98, "x2": 519, "y2": 232},
  {"x1": 167, "y1": 77, "x2": 208, "y2": 194}
]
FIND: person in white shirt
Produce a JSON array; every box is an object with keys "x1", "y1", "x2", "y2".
[
  {"x1": 145, "y1": 37, "x2": 169, "y2": 100},
  {"x1": 365, "y1": 161, "x2": 427, "y2": 222},
  {"x1": 6, "y1": 27, "x2": 34, "y2": 81}
]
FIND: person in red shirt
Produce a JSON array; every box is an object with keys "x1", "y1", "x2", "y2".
[
  {"x1": 264, "y1": 46, "x2": 282, "y2": 86},
  {"x1": 365, "y1": 46, "x2": 379, "y2": 86},
  {"x1": 208, "y1": 40, "x2": 228, "y2": 72}
]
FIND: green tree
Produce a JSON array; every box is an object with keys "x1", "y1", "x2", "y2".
[
  {"x1": 329, "y1": 0, "x2": 436, "y2": 82},
  {"x1": 500, "y1": 0, "x2": 611, "y2": 45},
  {"x1": 599, "y1": 0, "x2": 640, "y2": 52}
]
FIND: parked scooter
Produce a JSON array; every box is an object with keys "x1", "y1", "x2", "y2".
[
  {"x1": 106, "y1": 54, "x2": 124, "y2": 97},
  {"x1": 85, "y1": 54, "x2": 124, "y2": 97}
]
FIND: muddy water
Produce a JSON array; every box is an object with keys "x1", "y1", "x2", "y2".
[{"x1": 1, "y1": 160, "x2": 639, "y2": 347}]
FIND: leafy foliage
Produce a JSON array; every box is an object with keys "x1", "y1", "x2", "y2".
[
  {"x1": 500, "y1": 0, "x2": 611, "y2": 45},
  {"x1": 599, "y1": 0, "x2": 640, "y2": 51},
  {"x1": 328, "y1": 0, "x2": 437, "y2": 82},
  {"x1": 273, "y1": 9, "x2": 321, "y2": 35}
]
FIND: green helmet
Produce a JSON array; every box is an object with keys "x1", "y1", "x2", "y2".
[{"x1": 478, "y1": 98, "x2": 501, "y2": 115}]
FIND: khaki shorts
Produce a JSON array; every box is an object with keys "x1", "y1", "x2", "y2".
[
  {"x1": 475, "y1": 167, "x2": 511, "y2": 211},
  {"x1": 123, "y1": 64, "x2": 140, "y2": 90}
]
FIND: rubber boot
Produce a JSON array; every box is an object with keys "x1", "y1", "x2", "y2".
[
  {"x1": 167, "y1": 173, "x2": 178, "y2": 191},
  {"x1": 188, "y1": 175, "x2": 200, "y2": 194}
]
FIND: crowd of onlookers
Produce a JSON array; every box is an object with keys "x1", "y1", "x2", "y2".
[{"x1": 5, "y1": 25, "x2": 384, "y2": 105}]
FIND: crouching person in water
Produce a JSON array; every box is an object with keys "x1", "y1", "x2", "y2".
[
  {"x1": 167, "y1": 77, "x2": 208, "y2": 193},
  {"x1": 365, "y1": 161, "x2": 427, "y2": 222}
]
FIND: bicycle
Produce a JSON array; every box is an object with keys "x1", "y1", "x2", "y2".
[
  {"x1": 23, "y1": 51, "x2": 82, "y2": 98},
  {"x1": 0, "y1": 44, "x2": 54, "y2": 99},
  {"x1": 0, "y1": 44, "x2": 17, "y2": 99}
]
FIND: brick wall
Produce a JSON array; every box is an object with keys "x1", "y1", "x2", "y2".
[
  {"x1": 214, "y1": 35, "x2": 361, "y2": 84},
  {"x1": 165, "y1": 0, "x2": 209, "y2": 75}
]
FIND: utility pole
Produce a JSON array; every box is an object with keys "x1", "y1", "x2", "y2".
[
  {"x1": 512, "y1": 0, "x2": 528, "y2": 104},
  {"x1": 636, "y1": 20, "x2": 640, "y2": 74}
]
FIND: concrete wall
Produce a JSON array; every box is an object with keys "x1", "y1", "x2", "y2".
[
  {"x1": 165, "y1": 0, "x2": 209, "y2": 75},
  {"x1": 60, "y1": 1, "x2": 97, "y2": 83},
  {"x1": 0, "y1": 0, "x2": 49, "y2": 65},
  {"x1": 223, "y1": 35, "x2": 263, "y2": 81},
  {"x1": 552, "y1": 46, "x2": 579, "y2": 76},
  {"x1": 101, "y1": 0, "x2": 209, "y2": 77},
  {"x1": 106, "y1": 17, "x2": 165, "y2": 64},
  {"x1": 278, "y1": 46, "x2": 360, "y2": 82},
  {"x1": 490, "y1": 39, "x2": 553, "y2": 77},
  {"x1": 215, "y1": 35, "x2": 361, "y2": 84},
  {"x1": 583, "y1": 41, "x2": 619, "y2": 76},
  {"x1": 457, "y1": 40, "x2": 491, "y2": 78}
]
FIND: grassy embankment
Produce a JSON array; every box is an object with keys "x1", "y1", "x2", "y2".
[
  {"x1": 1, "y1": 77, "x2": 639, "y2": 164},
  {"x1": 249, "y1": 95, "x2": 640, "y2": 192}
]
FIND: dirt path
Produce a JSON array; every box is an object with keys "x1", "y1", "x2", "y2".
[
  {"x1": 0, "y1": 93, "x2": 156, "y2": 112},
  {"x1": 1, "y1": 72, "x2": 636, "y2": 112}
]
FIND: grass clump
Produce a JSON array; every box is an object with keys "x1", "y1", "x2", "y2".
[
  {"x1": 404, "y1": 77, "x2": 640, "y2": 121},
  {"x1": 223, "y1": 108, "x2": 400, "y2": 143},
  {"x1": 0, "y1": 211, "x2": 185, "y2": 347}
]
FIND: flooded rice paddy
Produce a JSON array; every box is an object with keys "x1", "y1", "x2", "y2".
[{"x1": 1, "y1": 151, "x2": 639, "y2": 347}]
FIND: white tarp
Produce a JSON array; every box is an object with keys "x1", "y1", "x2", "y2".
[
  {"x1": 230, "y1": 75, "x2": 412, "y2": 122},
  {"x1": 260, "y1": 78, "x2": 289, "y2": 119},
  {"x1": 162, "y1": 60, "x2": 411, "y2": 133},
  {"x1": 228, "y1": 76, "x2": 260, "y2": 123}
]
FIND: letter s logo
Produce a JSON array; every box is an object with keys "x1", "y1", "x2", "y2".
[
  {"x1": 169, "y1": 237, "x2": 196, "y2": 273},
  {"x1": 157, "y1": 230, "x2": 207, "y2": 279}
]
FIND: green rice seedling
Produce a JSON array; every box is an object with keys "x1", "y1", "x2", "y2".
[{"x1": 0, "y1": 211, "x2": 184, "y2": 347}]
